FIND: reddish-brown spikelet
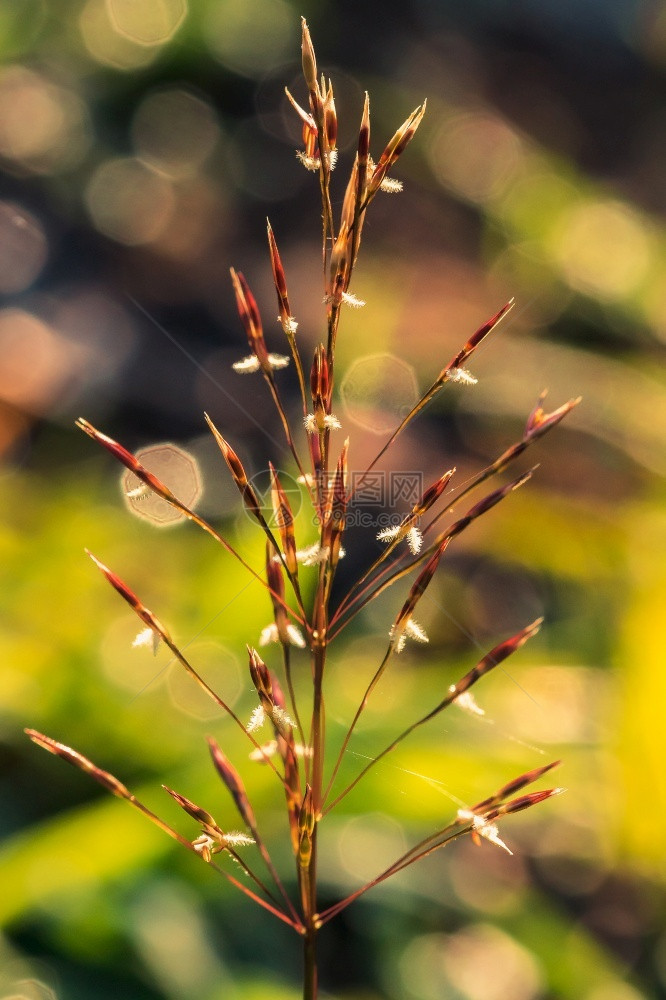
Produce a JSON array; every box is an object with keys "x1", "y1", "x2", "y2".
[
  {"x1": 270, "y1": 671, "x2": 288, "y2": 713},
  {"x1": 324, "y1": 439, "x2": 348, "y2": 567},
  {"x1": 472, "y1": 760, "x2": 561, "y2": 813},
  {"x1": 76, "y1": 419, "x2": 180, "y2": 506},
  {"x1": 441, "y1": 299, "x2": 515, "y2": 379},
  {"x1": 525, "y1": 390, "x2": 582, "y2": 442},
  {"x1": 299, "y1": 784, "x2": 315, "y2": 835},
  {"x1": 302, "y1": 121, "x2": 319, "y2": 164},
  {"x1": 208, "y1": 737, "x2": 258, "y2": 831},
  {"x1": 266, "y1": 541, "x2": 286, "y2": 608},
  {"x1": 298, "y1": 784, "x2": 315, "y2": 868},
  {"x1": 25, "y1": 730, "x2": 130, "y2": 798},
  {"x1": 340, "y1": 158, "x2": 358, "y2": 233},
  {"x1": 476, "y1": 392, "x2": 579, "y2": 474},
  {"x1": 480, "y1": 614, "x2": 543, "y2": 665},
  {"x1": 266, "y1": 672, "x2": 302, "y2": 847},
  {"x1": 163, "y1": 786, "x2": 219, "y2": 830},
  {"x1": 436, "y1": 394, "x2": 578, "y2": 510},
  {"x1": 267, "y1": 221, "x2": 293, "y2": 331},
  {"x1": 328, "y1": 222, "x2": 350, "y2": 302},
  {"x1": 238, "y1": 270, "x2": 262, "y2": 337},
  {"x1": 357, "y1": 92, "x2": 370, "y2": 173},
  {"x1": 270, "y1": 463, "x2": 298, "y2": 575},
  {"x1": 271, "y1": 674, "x2": 298, "y2": 754},
  {"x1": 265, "y1": 541, "x2": 297, "y2": 646},
  {"x1": 384, "y1": 470, "x2": 456, "y2": 546},
  {"x1": 347, "y1": 92, "x2": 371, "y2": 261},
  {"x1": 284, "y1": 87, "x2": 314, "y2": 130},
  {"x1": 279, "y1": 754, "x2": 302, "y2": 849},
  {"x1": 367, "y1": 102, "x2": 426, "y2": 198},
  {"x1": 416, "y1": 468, "x2": 455, "y2": 516},
  {"x1": 85, "y1": 550, "x2": 170, "y2": 640},
  {"x1": 323, "y1": 79, "x2": 337, "y2": 153},
  {"x1": 204, "y1": 414, "x2": 263, "y2": 522},
  {"x1": 267, "y1": 221, "x2": 288, "y2": 299},
  {"x1": 309, "y1": 344, "x2": 333, "y2": 445},
  {"x1": 485, "y1": 786, "x2": 564, "y2": 821},
  {"x1": 393, "y1": 536, "x2": 451, "y2": 632},
  {"x1": 449, "y1": 618, "x2": 543, "y2": 703},
  {"x1": 230, "y1": 268, "x2": 270, "y2": 368},
  {"x1": 354, "y1": 94, "x2": 370, "y2": 221},
  {"x1": 300, "y1": 17, "x2": 318, "y2": 93},
  {"x1": 284, "y1": 752, "x2": 302, "y2": 853},
  {"x1": 330, "y1": 440, "x2": 348, "y2": 525},
  {"x1": 204, "y1": 415, "x2": 246, "y2": 483},
  {"x1": 444, "y1": 468, "x2": 534, "y2": 544},
  {"x1": 76, "y1": 418, "x2": 137, "y2": 469},
  {"x1": 248, "y1": 646, "x2": 273, "y2": 712},
  {"x1": 311, "y1": 345, "x2": 330, "y2": 408}
]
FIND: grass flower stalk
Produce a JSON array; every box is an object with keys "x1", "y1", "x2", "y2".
[{"x1": 26, "y1": 20, "x2": 579, "y2": 999}]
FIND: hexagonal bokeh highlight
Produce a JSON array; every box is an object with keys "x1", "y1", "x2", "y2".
[
  {"x1": 122, "y1": 443, "x2": 202, "y2": 526},
  {"x1": 106, "y1": 0, "x2": 187, "y2": 46},
  {"x1": 340, "y1": 353, "x2": 419, "y2": 434}
]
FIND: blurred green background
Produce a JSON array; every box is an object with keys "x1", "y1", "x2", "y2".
[{"x1": 2, "y1": 1, "x2": 666, "y2": 998}]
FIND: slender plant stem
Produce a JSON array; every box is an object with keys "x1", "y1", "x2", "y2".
[
  {"x1": 300, "y1": 604, "x2": 328, "y2": 998},
  {"x1": 283, "y1": 644, "x2": 306, "y2": 757},
  {"x1": 310, "y1": 636, "x2": 326, "y2": 824},
  {"x1": 303, "y1": 927, "x2": 318, "y2": 1000},
  {"x1": 133, "y1": 786, "x2": 302, "y2": 928},
  {"x1": 326, "y1": 300, "x2": 342, "y2": 369},
  {"x1": 25, "y1": 27, "x2": 579, "y2": 1000},
  {"x1": 263, "y1": 371, "x2": 311, "y2": 489},
  {"x1": 318, "y1": 826, "x2": 469, "y2": 926},
  {"x1": 329, "y1": 529, "x2": 411, "y2": 629},
  {"x1": 323, "y1": 691, "x2": 447, "y2": 817},
  {"x1": 225, "y1": 846, "x2": 287, "y2": 911},
  {"x1": 288, "y1": 333, "x2": 310, "y2": 419},
  {"x1": 322, "y1": 645, "x2": 392, "y2": 807},
  {"x1": 247, "y1": 818, "x2": 302, "y2": 926},
  {"x1": 180, "y1": 506, "x2": 306, "y2": 625}
]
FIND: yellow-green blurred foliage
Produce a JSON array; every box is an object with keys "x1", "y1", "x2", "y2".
[{"x1": 1, "y1": 1, "x2": 666, "y2": 998}]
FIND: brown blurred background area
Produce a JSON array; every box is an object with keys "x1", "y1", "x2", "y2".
[{"x1": 1, "y1": 2, "x2": 666, "y2": 999}]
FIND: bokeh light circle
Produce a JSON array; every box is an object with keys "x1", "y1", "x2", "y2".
[
  {"x1": 429, "y1": 111, "x2": 525, "y2": 205},
  {"x1": 337, "y1": 813, "x2": 406, "y2": 883},
  {"x1": 340, "y1": 353, "x2": 419, "y2": 434},
  {"x1": 122, "y1": 443, "x2": 202, "y2": 526},
  {"x1": 0, "y1": 65, "x2": 90, "y2": 173},
  {"x1": 167, "y1": 642, "x2": 241, "y2": 720},
  {"x1": 80, "y1": 0, "x2": 159, "y2": 69},
  {"x1": 0, "y1": 309, "x2": 73, "y2": 413},
  {"x1": 106, "y1": 0, "x2": 187, "y2": 46},
  {"x1": 551, "y1": 199, "x2": 653, "y2": 300},
  {"x1": 2, "y1": 980, "x2": 58, "y2": 1000},
  {"x1": 85, "y1": 157, "x2": 175, "y2": 245},
  {"x1": 101, "y1": 614, "x2": 170, "y2": 693},
  {"x1": 203, "y1": 0, "x2": 295, "y2": 77},
  {"x1": 399, "y1": 925, "x2": 543, "y2": 1000},
  {"x1": 132, "y1": 87, "x2": 220, "y2": 178},
  {"x1": 0, "y1": 202, "x2": 47, "y2": 293}
]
